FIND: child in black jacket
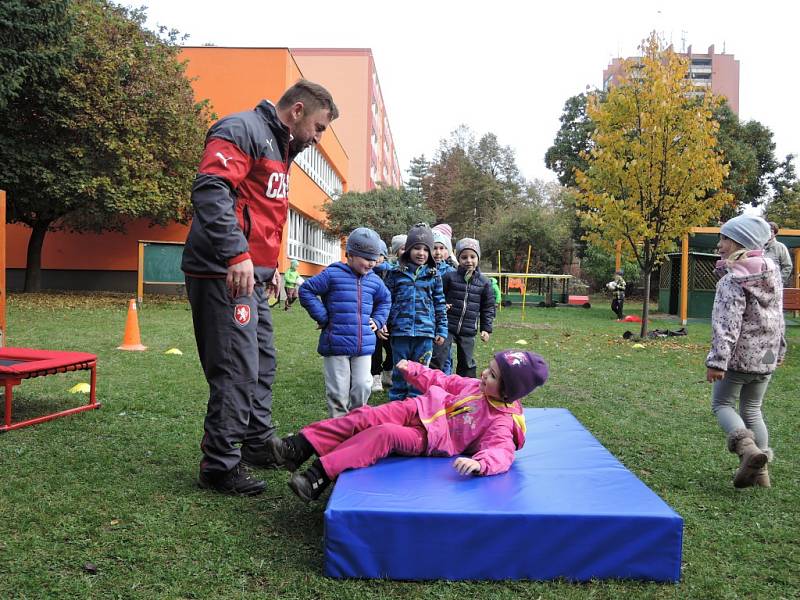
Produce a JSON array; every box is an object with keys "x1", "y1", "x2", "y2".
[{"x1": 430, "y1": 238, "x2": 495, "y2": 377}]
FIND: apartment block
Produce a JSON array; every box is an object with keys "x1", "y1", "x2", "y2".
[
  {"x1": 603, "y1": 44, "x2": 740, "y2": 113},
  {"x1": 292, "y1": 48, "x2": 403, "y2": 191}
]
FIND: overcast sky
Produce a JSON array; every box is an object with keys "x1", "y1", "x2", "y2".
[{"x1": 127, "y1": 0, "x2": 799, "y2": 186}]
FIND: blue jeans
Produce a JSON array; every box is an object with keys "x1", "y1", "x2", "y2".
[{"x1": 389, "y1": 336, "x2": 433, "y2": 401}]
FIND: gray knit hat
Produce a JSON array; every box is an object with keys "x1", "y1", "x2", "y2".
[
  {"x1": 402, "y1": 223, "x2": 436, "y2": 267},
  {"x1": 432, "y1": 230, "x2": 453, "y2": 256},
  {"x1": 378, "y1": 239, "x2": 389, "y2": 259},
  {"x1": 720, "y1": 215, "x2": 771, "y2": 250},
  {"x1": 390, "y1": 234, "x2": 407, "y2": 256},
  {"x1": 455, "y1": 238, "x2": 481, "y2": 260},
  {"x1": 346, "y1": 227, "x2": 381, "y2": 261}
]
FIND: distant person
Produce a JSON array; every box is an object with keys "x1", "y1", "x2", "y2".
[
  {"x1": 383, "y1": 223, "x2": 448, "y2": 401},
  {"x1": 265, "y1": 350, "x2": 549, "y2": 502},
  {"x1": 706, "y1": 215, "x2": 785, "y2": 489},
  {"x1": 370, "y1": 240, "x2": 394, "y2": 392},
  {"x1": 763, "y1": 221, "x2": 793, "y2": 285},
  {"x1": 299, "y1": 228, "x2": 391, "y2": 418},
  {"x1": 283, "y1": 259, "x2": 301, "y2": 310},
  {"x1": 489, "y1": 277, "x2": 502, "y2": 308},
  {"x1": 606, "y1": 270, "x2": 626, "y2": 319},
  {"x1": 431, "y1": 238, "x2": 495, "y2": 377},
  {"x1": 182, "y1": 79, "x2": 338, "y2": 495}
]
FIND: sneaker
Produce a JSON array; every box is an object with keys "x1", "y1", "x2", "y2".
[
  {"x1": 240, "y1": 442, "x2": 279, "y2": 469},
  {"x1": 288, "y1": 462, "x2": 330, "y2": 503},
  {"x1": 371, "y1": 374, "x2": 383, "y2": 392},
  {"x1": 381, "y1": 370, "x2": 392, "y2": 387},
  {"x1": 197, "y1": 464, "x2": 266, "y2": 496},
  {"x1": 266, "y1": 434, "x2": 314, "y2": 472}
]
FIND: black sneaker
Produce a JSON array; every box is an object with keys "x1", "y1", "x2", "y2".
[
  {"x1": 197, "y1": 464, "x2": 266, "y2": 496},
  {"x1": 288, "y1": 461, "x2": 330, "y2": 503},
  {"x1": 267, "y1": 434, "x2": 314, "y2": 472},
  {"x1": 240, "y1": 443, "x2": 279, "y2": 470}
]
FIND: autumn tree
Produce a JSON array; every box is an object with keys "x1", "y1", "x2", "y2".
[
  {"x1": 0, "y1": 0, "x2": 72, "y2": 111},
  {"x1": 423, "y1": 126, "x2": 527, "y2": 237},
  {"x1": 321, "y1": 187, "x2": 435, "y2": 244},
  {"x1": 576, "y1": 33, "x2": 732, "y2": 336},
  {"x1": 765, "y1": 155, "x2": 800, "y2": 228},
  {"x1": 0, "y1": 0, "x2": 209, "y2": 291}
]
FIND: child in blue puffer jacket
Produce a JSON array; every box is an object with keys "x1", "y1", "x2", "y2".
[
  {"x1": 299, "y1": 228, "x2": 391, "y2": 417},
  {"x1": 384, "y1": 223, "x2": 448, "y2": 401}
]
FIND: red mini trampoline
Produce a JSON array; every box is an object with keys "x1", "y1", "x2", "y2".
[{"x1": 0, "y1": 347, "x2": 99, "y2": 432}]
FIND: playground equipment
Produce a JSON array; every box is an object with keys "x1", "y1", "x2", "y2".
[{"x1": 0, "y1": 189, "x2": 100, "y2": 431}]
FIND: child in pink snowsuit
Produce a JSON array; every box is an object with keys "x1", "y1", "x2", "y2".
[{"x1": 266, "y1": 349, "x2": 549, "y2": 502}]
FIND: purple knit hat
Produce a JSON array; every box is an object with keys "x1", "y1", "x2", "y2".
[
  {"x1": 494, "y1": 350, "x2": 549, "y2": 402},
  {"x1": 432, "y1": 223, "x2": 453, "y2": 240}
]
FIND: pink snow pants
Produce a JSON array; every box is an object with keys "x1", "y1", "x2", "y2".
[{"x1": 300, "y1": 398, "x2": 428, "y2": 479}]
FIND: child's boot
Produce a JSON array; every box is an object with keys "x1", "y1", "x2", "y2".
[
  {"x1": 288, "y1": 459, "x2": 331, "y2": 503},
  {"x1": 727, "y1": 429, "x2": 768, "y2": 488},
  {"x1": 266, "y1": 433, "x2": 314, "y2": 472},
  {"x1": 754, "y1": 448, "x2": 773, "y2": 488}
]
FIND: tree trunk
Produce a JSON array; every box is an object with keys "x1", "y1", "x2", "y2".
[
  {"x1": 23, "y1": 220, "x2": 51, "y2": 293},
  {"x1": 639, "y1": 269, "x2": 651, "y2": 338}
]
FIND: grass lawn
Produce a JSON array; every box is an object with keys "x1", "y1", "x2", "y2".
[{"x1": 1, "y1": 292, "x2": 798, "y2": 599}]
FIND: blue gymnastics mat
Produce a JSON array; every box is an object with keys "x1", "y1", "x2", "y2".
[{"x1": 323, "y1": 408, "x2": 683, "y2": 581}]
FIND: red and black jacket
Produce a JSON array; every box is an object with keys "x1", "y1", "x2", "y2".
[{"x1": 182, "y1": 100, "x2": 298, "y2": 278}]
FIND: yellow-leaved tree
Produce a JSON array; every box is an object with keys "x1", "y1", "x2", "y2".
[{"x1": 577, "y1": 32, "x2": 733, "y2": 337}]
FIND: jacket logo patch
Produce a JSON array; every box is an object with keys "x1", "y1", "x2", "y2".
[
  {"x1": 264, "y1": 138, "x2": 273, "y2": 151},
  {"x1": 265, "y1": 172, "x2": 288, "y2": 199},
  {"x1": 215, "y1": 152, "x2": 233, "y2": 167},
  {"x1": 234, "y1": 304, "x2": 251, "y2": 326}
]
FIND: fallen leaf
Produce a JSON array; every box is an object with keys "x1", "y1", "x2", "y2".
[
  {"x1": 69, "y1": 383, "x2": 91, "y2": 394},
  {"x1": 514, "y1": 339, "x2": 528, "y2": 345},
  {"x1": 83, "y1": 562, "x2": 98, "y2": 575}
]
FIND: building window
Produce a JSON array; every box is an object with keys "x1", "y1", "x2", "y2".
[
  {"x1": 294, "y1": 145, "x2": 343, "y2": 199},
  {"x1": 287, "y1": 209, "x2": 341, "y2": 266}
]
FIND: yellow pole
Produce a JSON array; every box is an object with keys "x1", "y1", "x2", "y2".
[
  {"x1": 497, "y1": 250, "x2": 502, "y2": 312},
  {"x1": 137, "y1": 242, "x2": 145, "y2": 306},
  {"x1": 521, "y1": 244, "x2": 532, "y2": 316},
  {"x1": 680, "y1": 233, "x2": 689, "y2": 325},
  {"x1": 615, "y1": 240, "x2": 622, "y2": 272}
]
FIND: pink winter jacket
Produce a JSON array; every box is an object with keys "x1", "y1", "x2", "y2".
[
  {"x1": 402, "y1": 362, "x2": 526, "y2": 475},
  {"x1": 706, "y1": 250, "x2": 786, "y2": 374}
]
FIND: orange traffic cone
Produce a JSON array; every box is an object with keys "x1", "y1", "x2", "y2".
[{"x1": 117, "y1": 299, "x2": 147, "y2": 351}]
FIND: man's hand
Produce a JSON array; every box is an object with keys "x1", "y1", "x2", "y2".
[
  {"x1": 453, "y1": 457, "x2": 481, "y2": 476},
  {"x1": 227, "y1": 259, "x2": 255, "y2": 298},
  {"x1": 434, "y1": 335, "x2": 446, "y2": 346},
  {"x1": 706, "y1": 367, "x2": 725, "y2": 383},
  {"x1": 265, "y1": 269, "x2": 281, "y2": 300},
  {"x1": 480, "y1": 331, "x2": 490, "y2": 343}
]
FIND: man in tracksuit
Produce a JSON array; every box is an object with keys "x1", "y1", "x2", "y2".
[{"x1": 182, "y1": 80, "x2": 338, "y2": 495}]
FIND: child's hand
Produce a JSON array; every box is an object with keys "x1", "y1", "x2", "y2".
[
  {"x1": 369, "y1": 318, "x2": 378, "y2": 332},
  {"x1": 706, "y1": 367, "x2": 725, "y2": 382},
  {"x1": 453, "y1": 457, "x2": 480, "y2": 476},
  {"x1": 396, "y1": 359, "x2": 409, "y2": 373},
  {"x1": 480, "y1": 331, "x2": 490, "y2": 343},
  {"x1": 376, "y1": 325, "x2": 389, "y2": 340},
  {"x1": 446, "y1": 303, "x2": 452, "y2": 310},
  {"x1": 434, "y1": 335, "x2": 446, "y2": 346}
]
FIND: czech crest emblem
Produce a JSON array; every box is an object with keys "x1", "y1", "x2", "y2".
[{"x1": 234, "y1": 304, "x2": 251, "y2": 326}]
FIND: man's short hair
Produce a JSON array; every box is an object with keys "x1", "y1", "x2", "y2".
[
  {"x1": 277, "y1": 79, "x2": 339, "y2": 120},
  {"x1": 768, "y1": 221, "x2": 780, "y2": 235}
]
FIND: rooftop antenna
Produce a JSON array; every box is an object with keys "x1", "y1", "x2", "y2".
[
  {"x1": 681, "y1": 30, "x2": 687, "y2": 53},
  {"x1": 723, "y1": 40, "x2": 726, "y2": 53}
]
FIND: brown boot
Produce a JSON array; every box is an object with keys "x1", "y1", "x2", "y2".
[
  {"x1": 754, "y1": 448, "x2": 773, "y2": 488},
  {"x1": 727, "y1": 429, "x2": 768, "y2": 488}
]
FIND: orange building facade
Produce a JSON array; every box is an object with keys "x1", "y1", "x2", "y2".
[
  {"x1": 5, "y1": 47, "x2": 349, "y2": 291},
  {"x1": 292, "y1": 48, "x2": 402, "y2": 191},
  {"x1": 603, "y1": 44, "x2": 740, "y2": 114}
]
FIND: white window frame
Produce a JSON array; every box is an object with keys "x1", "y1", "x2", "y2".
[{"x1": 287, "y1": 209, "x2": 341, "y2": 266}]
